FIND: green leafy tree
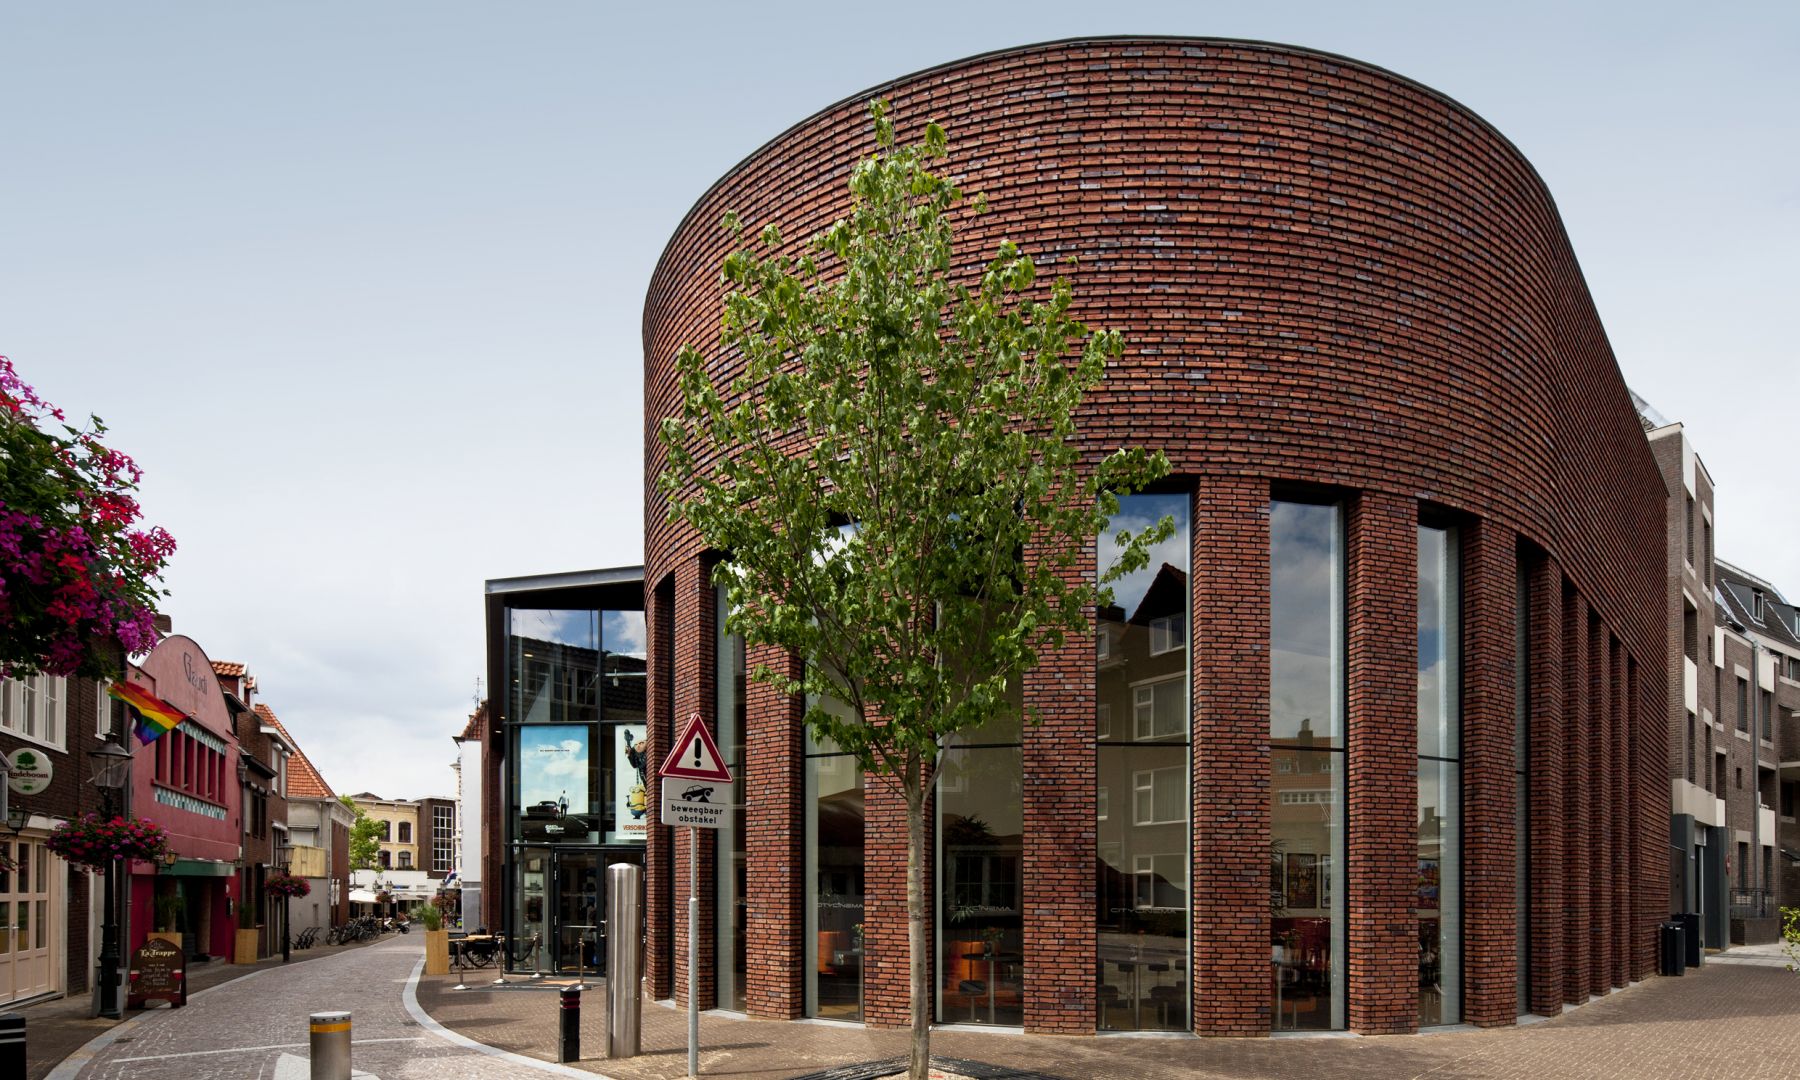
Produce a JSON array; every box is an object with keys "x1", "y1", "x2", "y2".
[
  {"x1": 341, "y1": 795, "x2": 382, "y2": 872},
  {"x1": 659, "y1": 101, "x2": 1169, "y2": 1078}
]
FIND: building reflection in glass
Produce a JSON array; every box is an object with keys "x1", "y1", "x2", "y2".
[
  {"x1": 1270, "y1": 500, "x2": 1345, "y2": 1031},
  {"x1": 1417, "y1": 524, "x2": 1461, "y2": 1026},
  {"x1": 937, "y1": 698, "x2": 1022, "y2": 1025},
  {"x1": 1096, "y1": 492, "x2": 1190, "y2": 1032},
  {"x1": 805, "y1": 693, "x2": 864, "y2": 1021}
]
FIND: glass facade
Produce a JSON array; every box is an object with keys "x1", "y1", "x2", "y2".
[
  {"x1": 936, "y1": 697, "x2": 1022, "y2": 1025},
  {"x1": 1096, "y1": 492, "x2": 1190, "y2": 1033},
  {"x1": 1270, "y1": 500, "x2": 1345, "y2": 1031},
  {"x1": 503, "y1": 603, "x2": 647, "y2": 972},
  {"x1": 1417, "y1": 525, "x2": 1461, "y2": 1026},
  {"x1": 805, "y1": 693, "x2": 864, "y2": 1020},
  {"x1": 715, "y1": 585, "x2": 748, "y2": 1012}
]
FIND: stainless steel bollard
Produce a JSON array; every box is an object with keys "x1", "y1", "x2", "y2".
[
  {"x1": 605, "y1": 862, "x2": 643, "y2": 1059},
  {"x1": 309, "y1": 1010, "x2": 352, "y2": 1080}
]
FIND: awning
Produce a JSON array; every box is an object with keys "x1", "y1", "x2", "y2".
[
  {"x1": 162, "y1": 859, "x2": 235, "y2": 878},
  {"x1": 348, "y1": 889, "x2": 380, "y2": 903}
]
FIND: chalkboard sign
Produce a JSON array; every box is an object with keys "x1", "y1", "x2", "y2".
[{"x1": 127, "y1": 937, "x2": 187, "y2": 1009}]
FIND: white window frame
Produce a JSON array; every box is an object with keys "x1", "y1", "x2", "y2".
[
  {"x1": 1148, "y1": 614, "x2": 1185, "y2": 656},
  {"x1": 1132, "y1": 677, "x2": 1185, "y2": 740},
  {"x1": 1097, "y1": 785, "x2": 1110, "y2": 821},
  {"x1": 1, "y1": 674, "x2": 68, "y2": 751},
  {"x1": 1132, "y1": 766, "x2": 1184, "y2": 826},
  {"x1": 1097, "y1": 702, "x2": 1112, "y2": 740}
]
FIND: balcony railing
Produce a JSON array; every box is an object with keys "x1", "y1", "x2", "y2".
[{"x1": 1729, "y1": 887, "x2": 1772, "y2": 919}]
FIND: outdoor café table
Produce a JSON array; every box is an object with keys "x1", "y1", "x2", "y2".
[
  {"x1": 453, "y1": 934, "x2": 498, "y2": 964},
  {"x1": 960, "y1": 950, "x2": 1023, "y2": 1024}
]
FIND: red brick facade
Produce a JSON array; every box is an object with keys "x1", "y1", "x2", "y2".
[{"x1": 643, "y1": 38, "x2": 1668, "y2": 1035}]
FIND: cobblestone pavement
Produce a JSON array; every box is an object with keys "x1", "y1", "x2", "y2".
[
  {"x1": 415, "y1": 949, "x2": 1800, "y2": 1080},
  {"x1": 52, "y1": 936, "x2": 575, "y2": 1079}
]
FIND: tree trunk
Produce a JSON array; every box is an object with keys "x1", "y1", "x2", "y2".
[{"x1": 907, "y1": 761, "x2": 930, "y2": 1080}]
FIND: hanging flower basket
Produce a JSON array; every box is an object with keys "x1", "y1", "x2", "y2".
[
  {"x1": 265, "y1": 873, "x2": 311, "y2": 898},
  {"x1": 45, "y1": 813, "x2": 170, "y2": 869}
]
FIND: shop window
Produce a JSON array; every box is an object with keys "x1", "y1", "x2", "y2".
[
  {"x1": 1096, "y1": 491, "x2": 1189, "y2": 1034},
  {"x1": 1417, "y1": 522, "x2": 1462, "y2": 1028},
  {"x1": 1271, "y1": 499, "x2": 1344, "y2": 1032}
]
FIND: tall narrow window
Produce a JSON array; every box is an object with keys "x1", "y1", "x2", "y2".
[
  {"x1": 936, "y1": 686, "x2": 1022, "y2": 1026},
  {"x1": 1418, "y1": 524, "x2": 1462, "y2": 1027},
  {"x1": 1515, "y1": 555, "x2": 1530, "y2": 1015},
  {"x1": 1271, "y1": 500, "x2": 1345, "y2": 1031},
  {"x1": 1096, "y1": 492, "x2": 1190, "y2": 1032},
  {"x1": 714, "y1": 583, "x2": 748, "y2": 1012},
  {"x1": 804, "y1": 693, "x2": 864, "y2": 1021}
]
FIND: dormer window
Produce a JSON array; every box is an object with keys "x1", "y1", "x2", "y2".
[{"x1": 1149, "y1": 614, "x2": 1185, "y2": 656}]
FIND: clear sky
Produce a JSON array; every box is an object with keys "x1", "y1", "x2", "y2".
[{"x1": 4, "y1": 1, "x2": 1794, "y2": 801}]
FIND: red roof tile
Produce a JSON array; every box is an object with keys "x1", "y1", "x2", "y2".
[
  {"x1": 255, "y1": 703, "x2": 335, "y2": 800},
  {"x1": 211, "y1": 661, "x2": 247, "y2": 677},
  {"x1": 458, "y1": 700, "x2": 488, "y2": 741}
]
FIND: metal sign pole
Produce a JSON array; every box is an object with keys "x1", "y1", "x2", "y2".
[{"x1": 688, "y1": 827, "x2": 699, "y2": 1078}]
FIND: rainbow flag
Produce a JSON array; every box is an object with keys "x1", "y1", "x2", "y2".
[{"x1": 108, "y1": 682, "x2": 184, "y2": 745}]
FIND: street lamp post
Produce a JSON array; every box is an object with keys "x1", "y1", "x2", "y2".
[
  {"x1": 90, "y1": 739, "x2": 134, "y2": 1020},
  {"x1": 277, "y1": 840, "x2": 292, "y2": 963}
]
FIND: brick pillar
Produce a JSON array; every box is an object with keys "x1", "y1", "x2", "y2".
[
  {"x1": 744, "y1": 643, "x2": 804, "y2": 1018},
  {"x1": 1561, "y1": 588, "x2": 1590, "y2": 1005},
  {"x1": 1461, "y1": 519, "x2": 1517, "y2": 1026},
  {"x1": 1022, "y1": 538, "x2": 1097, "y2": 1034},
  {"x1": 1192, "y1": 478, "x2": 1270, "y2": 1036},
  {"x1": 671, "y1": 558, "x2": 718, "y2": 1008},
  {"x1": 861, "y1": 771, "x2": 912, "y2": 1028},
  {"x1": 646, "y1": 574, "x2": 675, "y2": 998},
  {"x1": 1345, "y1": 491, "x2": 1416, "y2": 1034},
  {"x1": 1526, "y1": 556, "x2": 1566, "y2": 1016},
  {"x1": 1588, "y1": 614, "x2": 1613, "y2": 998}
]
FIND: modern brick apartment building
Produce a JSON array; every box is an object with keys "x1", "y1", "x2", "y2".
[
  {"x1": 1640, "y1": 403, "x2": 1796, "y2": 947},
  {"x1": 640, "y1": 38, "x2": 1671, "y2": 1036}
]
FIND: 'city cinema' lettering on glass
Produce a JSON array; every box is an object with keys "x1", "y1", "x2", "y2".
[{"x1": 519, "y1": 724, "x2": 595, "y2": 844}]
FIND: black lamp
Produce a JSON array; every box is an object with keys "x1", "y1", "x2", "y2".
[{"x1": 89, "y1": 737, "x2": 134, "y2": 1020}]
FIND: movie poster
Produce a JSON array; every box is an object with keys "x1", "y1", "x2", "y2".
[
  {"x1": 610, "y1": 723, "x2": 649, "y2": 844},
  {"x1": 518, "y1": 725, "x2": 591, "y2": 843}
]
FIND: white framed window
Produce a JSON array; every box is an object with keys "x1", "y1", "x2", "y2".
[
  {"x1": 1132, "y1": 677, "x2": 1185, "y2": 740},
  {"x1": 1279, "y1": 788, "x2": 1336, "y2": 805},
  {"x1": 1097, "y1": 785, "x2": 1110, "y2": 821},
  {"x1": 1096, "y1": 627, "x2": 1112, "y2": 662},
  {"x1": 1133, "y1": 852, "x2": 1185, "y2": 909},
  {"x1": 1, "y1": 675, "x2": 68, "y2": 750},
  {"x1": 1097, "y1": 703, "x2": 1112, "y2": 740},
  {"x1": 1132, "y1": 766, "x2": 1184, "y2": 825},
  {"x1": 1149, "y1": 614, "x2": 1185, "y2": 656}
]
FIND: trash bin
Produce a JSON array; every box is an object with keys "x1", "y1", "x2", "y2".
[
  {"x1": 1678, "y1": 911, "x2": 1702, "y2": 968},
  {"x1": 1659, "y1": 921, "x2": 1686, "y2": 976}
]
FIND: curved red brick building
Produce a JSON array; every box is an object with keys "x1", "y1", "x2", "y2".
[{"x1": 640, "y1": 37, "x2": 1667, "y2": 1037}]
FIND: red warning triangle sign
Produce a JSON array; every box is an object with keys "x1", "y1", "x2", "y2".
[{"x1": 659, "y1": 712, "x2": 734, "y2": 782}]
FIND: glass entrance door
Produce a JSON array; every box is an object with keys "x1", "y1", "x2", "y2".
[
  {"x1": 0, "y1": 838, "x2": 56, "y2": 1005},
  {"x1": 511, "y1": 847, "x2": 644, "y2": 975},
  {"x1": 553, "y1": 852, "x2": 600, "y2": 974}
]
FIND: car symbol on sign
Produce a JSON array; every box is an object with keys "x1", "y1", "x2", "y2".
[{"x1": 682, "y1": 785, "x2": 714, "y2": 803}]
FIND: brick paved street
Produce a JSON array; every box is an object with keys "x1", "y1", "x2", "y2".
[
  {"x1": 416, "y1": 951, "x2": 1800, "y2": 1080},
  {"x1": 34, "y1": 938, "x2": 1800, "y2": 1079},
  {"x1": 49, "y1": 935, "x2": 575, "y2": 1079}
]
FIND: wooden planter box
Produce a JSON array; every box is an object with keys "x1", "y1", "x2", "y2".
[{"x1": 423, "y1": 928, "x2": 451, "y2": 975}]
